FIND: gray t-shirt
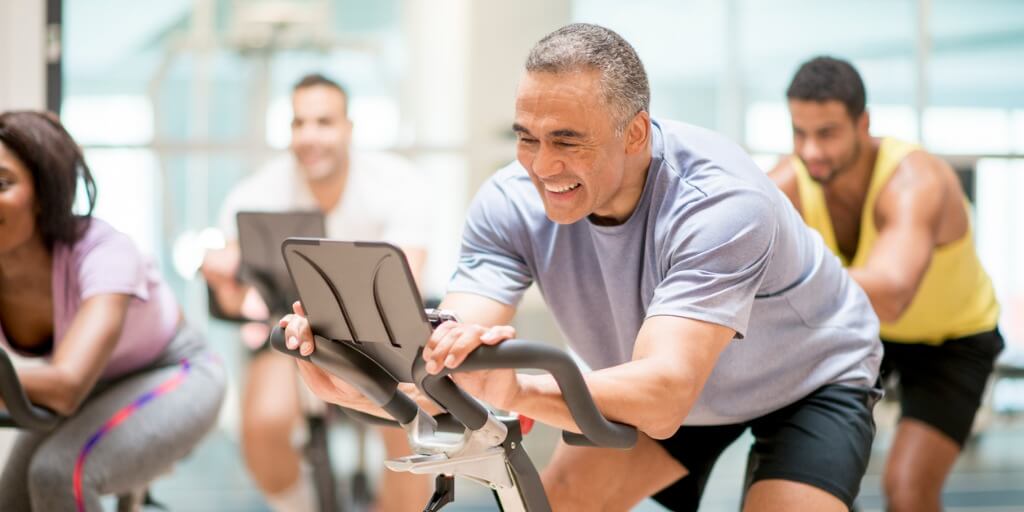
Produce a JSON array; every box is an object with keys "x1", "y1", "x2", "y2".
[{"x1": 448, "y1": 119, "x2": 882, "y2": 426}]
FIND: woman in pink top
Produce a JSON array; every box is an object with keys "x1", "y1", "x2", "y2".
[{"x1": 0, "y1": 111, "x2": 225, "y2": 511}]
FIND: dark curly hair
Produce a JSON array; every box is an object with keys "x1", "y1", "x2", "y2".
[{"x1": 0, "y1": 111, "x2": 97, "y2": 248}]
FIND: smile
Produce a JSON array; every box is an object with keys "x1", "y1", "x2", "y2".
[{"x1": 544, "y1": 182, "x2": 581, "y2": 193}]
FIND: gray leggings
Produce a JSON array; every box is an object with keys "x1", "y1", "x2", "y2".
[{"x1": 0, "y1": 325, "x2": 226, "y2": 511}]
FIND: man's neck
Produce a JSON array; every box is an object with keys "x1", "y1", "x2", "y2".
[
  {"x1": 589, "y1": 148, "x2": 653, "y2": 226},
  {"x1": 822, "y1": 137, "x2": 879, "y2": 211},
  {"x1": 306, "y1": 160, "x2": 349, "y2": 214}
]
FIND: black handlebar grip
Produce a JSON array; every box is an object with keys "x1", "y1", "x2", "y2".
[
  {"x1": 268, "y1": 326, "x2": 419, "y2": 425},
  {"x1": 269, "y1": 325, "x2": 311, "y2": 362},
  {"x1": 414, "y1": 341, "x2": 637, "y2": 449},
  {"x1": 0, "y1": 349, "x2": 60, "y2": 431},
  {"x1": 413, "y1": 359, "x2": 490, "y2": 430}
]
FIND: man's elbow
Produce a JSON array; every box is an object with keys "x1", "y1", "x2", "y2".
[
  {"x1": 645, "y1": 421, "x2": 683, "y2": 441},
  {"x1": 875, "y1": 305, "x2": 903, "y2": 324},
  {"x1": 642, "y1": 402, "x2": 691, "y2": 440},
  {"x1": 873, "y1": 290, "x2": 915, "y2": 323},
  {"x1": 638, "y1": 376, "x2": 698, "y2": 440}
]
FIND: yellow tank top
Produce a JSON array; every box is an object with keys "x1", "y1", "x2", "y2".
[{"x1": 792, "y1": 138, "x2": 999, "y2": 344}]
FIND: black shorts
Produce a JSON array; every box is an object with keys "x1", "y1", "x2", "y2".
[
  {"x1": 653, "y1": 384, "x2": 878, "y2": 511},
  {"x1": 881, "y1": 328, "x2": 1004, "y2": 446}
]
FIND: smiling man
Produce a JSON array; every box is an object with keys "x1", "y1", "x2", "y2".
[
  {"x1": 202, "y1": 74, "x2": 432, "y2": 512},
  {"x1": 283, "y1": 25, "x2": 883, "y2": 511}
]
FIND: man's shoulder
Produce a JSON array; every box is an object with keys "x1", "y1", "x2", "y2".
[
  {"x1": 491, "y1": 160, "x2": 531, "y2": 184},
  {"x1": 472, "y1": 160, "x2": 532, "y2": 200},
  {"x1": 871, "y1": 142, "x2": 963, "y2": 237},
  {"x1": 654, "y1": 119, "x2": 761, "y2": 181},
  {"x1": 467, "y1": 162, "x2": 543, "y2": 229},
  {"x1": 656, "y1": 118, "x2": 715, "y2": 136},
  {"x1": 657, "y1": 119, "x2": 744, "y2": 154},
  {"x1": 651, "y1": 165, "x2": 778, "y2": 255},
  {"x1": 891, "y1": 143, "x2": 947, "y2": 181},
  {"x1": 672, "y1": 183, "x2": 777, "y2": 229},
  {"x1": 881, "y1": 141, "x2": 953, "y2": 203}
]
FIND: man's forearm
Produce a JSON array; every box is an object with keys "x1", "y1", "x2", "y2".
[
  {"x1": 511, "y1": 359, "x2": 697, "y2": 440},
  {"x1": 208, "y1": 279, "x2": 250, "y2": 318},
  {"x1": 848, "y1": 267, "x2": 913, "y2": 322},
  {"x1": 335, "y1": 383, "x2": 444, "y2": 422}
]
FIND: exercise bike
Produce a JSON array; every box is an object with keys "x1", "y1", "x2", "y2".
[{"x1": 269, "y1": 239, "x2": 638, "y2": 511}]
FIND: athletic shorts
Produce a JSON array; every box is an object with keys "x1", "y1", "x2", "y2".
[
  {"x1": 881, "y1": 328, "x2": 1004, "y2": 446},
  {"x1": 653, "y1": 383, "x2": 879, "y2": 511}
]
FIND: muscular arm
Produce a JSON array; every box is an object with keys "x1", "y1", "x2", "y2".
[
  {"x1": 17, "y1": 294, "x2": 131, "y2": 415},
  {"x1": 509, "y1": 316, "x2": 733, "y2": 439},
  {"x1": 426, "y1": 312, "x2": 733, "y2": 440},
  {"x1": 438, "y1": 291, "x2": 516, "y2": 325},
  {"x1": 849, "y1": 153, "x2": 946, "y2": 322}
]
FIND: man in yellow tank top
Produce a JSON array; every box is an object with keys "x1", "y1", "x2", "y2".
[{"x1": 769, "y1": 56, "x2": 1003, "y2": 512}]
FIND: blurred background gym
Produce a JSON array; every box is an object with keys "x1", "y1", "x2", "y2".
[{"x1": 0, "y1": 0, "x2": 1021, "y2": 510}]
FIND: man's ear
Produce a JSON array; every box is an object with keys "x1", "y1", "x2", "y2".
[
  {"x1": 857, "y1": 110, "x2": 870, "y2": 136},
  {"x1": 625, "y1": 111, "x2": 650, "y2": 154}
]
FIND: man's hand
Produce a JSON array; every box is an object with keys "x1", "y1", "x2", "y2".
[
  {"x1": 279, "y1": 302, "x2": 376, "y2": 411},
  {"x1": 281, "y1": 300, "x2": 316, "y2": 356},
  {"x1": 294, "y1": 358, "x2": 376, "y2": 411},
  {"x1": 201, "y1": 243, "x2": 263, "y2": 320},
  {"x1": 280, "y1": 301, "x2": 441, "y2": 417},
  {"x1": 423, "y1": 321, "x2": 522, "y2": 410}
]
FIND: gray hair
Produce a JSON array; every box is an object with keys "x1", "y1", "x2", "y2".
[{"x1": 525, "y1": 23, "x2": 650, "y2": 132}]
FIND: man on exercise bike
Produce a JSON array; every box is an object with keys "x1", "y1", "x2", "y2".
[
  {"x1": 281, "y1": 24, "x2": 883, "y2": 511},
  {"x1": 202, "y1": 74, "x2": 432, "y2": 511}
]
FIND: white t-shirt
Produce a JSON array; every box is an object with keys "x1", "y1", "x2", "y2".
[{"x1": 218, "y1": 151, "x2": 431, "y2": 250}]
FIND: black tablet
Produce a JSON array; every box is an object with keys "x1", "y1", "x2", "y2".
[
  {"x1": 281, "y1": 239, "x2": 431, "y2": 382},
  {"x1": 208, "y1": 211, "x2": 326, "y2": 321}
]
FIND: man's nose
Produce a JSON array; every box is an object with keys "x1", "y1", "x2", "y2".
[
  {"x1": 802, "y1": 138, "x2": 824, "y2": 160},
  {"x1": 532, "y1": 143, "x2": 564, "y2": 178}
]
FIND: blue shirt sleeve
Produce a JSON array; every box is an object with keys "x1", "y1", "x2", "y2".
[{"x1": 446, "y1": 176, "x2": 534, "y2": 306}]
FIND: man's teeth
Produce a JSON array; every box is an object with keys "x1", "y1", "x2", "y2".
[{"x1": 546, "y1": 183, "x2": 581, "y2": 193}]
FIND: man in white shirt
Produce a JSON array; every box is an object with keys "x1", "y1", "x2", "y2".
[{"x1": 202, "y1": 73, "x2": 431, "y2": 512}]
